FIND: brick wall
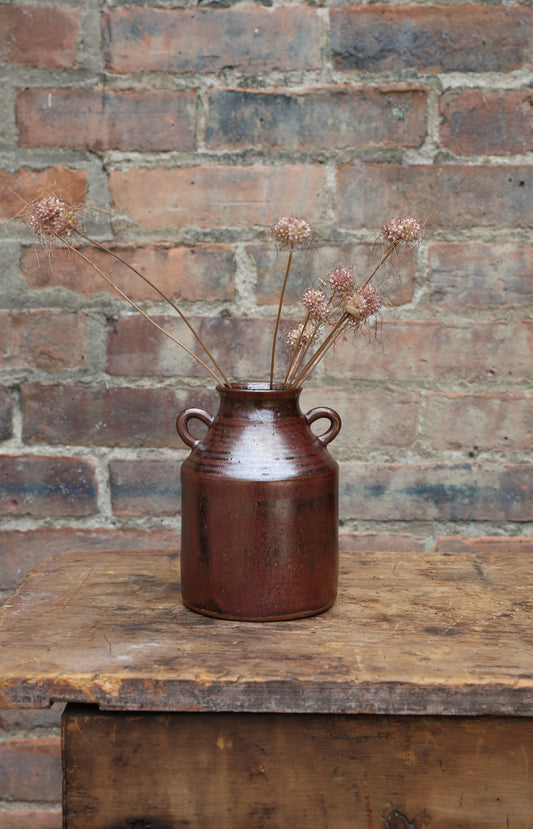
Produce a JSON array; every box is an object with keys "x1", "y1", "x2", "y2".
[{"x1": 1, "y1": 0, "x2": 532, "y2": 821}]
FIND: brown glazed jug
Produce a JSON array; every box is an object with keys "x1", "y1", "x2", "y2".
[{"x1": 176, "y1": 382, "x2": 341, "y2": 621}]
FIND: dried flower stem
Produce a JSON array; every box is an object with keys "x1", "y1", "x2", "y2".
[
  {"x1": 360, "y1": 242, "x2": 399, "y2": 289},
  {"x1": 290, "y1": 315, "x2": 349, "y2": 388},
  {"x1": 269, "y1": 245, "x2": 293, "y2": 388},
  {"x1": 62, "y1": 238, "x2": 226, "y2": 386},
  {"x1": 73, "y1": 229, "x2": 231, "y2": 387}
]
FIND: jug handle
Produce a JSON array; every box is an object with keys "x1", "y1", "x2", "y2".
[
  {"x1": 176, "y1": 407, "x2": 214, "y2": 448},
  {"x1": 305, "y1": 406, "x2": 341, "y2": 446}
]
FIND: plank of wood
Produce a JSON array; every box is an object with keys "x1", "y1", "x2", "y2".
[
  {"x1": 0, "y1": 549, "x2": 532, "y2": 714},
  {"x1": 63, "y1": 704, "x2": 533, "y2": 829}
]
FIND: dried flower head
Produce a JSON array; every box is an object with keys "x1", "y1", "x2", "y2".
[
  {"x1": 286, "y1": 322, "x2": 316, "y2": 348},
  {"x1": 301, "y1": 288, "x2": 329, "y2": 321},
  {"x1": 28, "y1": 195, "x2": 77, "y2": 237},
  {"x1": 359, "y1": 284, "x2": 382, "y2": 316},
  {"x1": 327, "y1": 267, "x2": 354, "y2": 293},
  {"x1": 344, "y1": 292, "x2": 368, "y2": 321},
  {"x1": 271, "y1": 216, "x2": 312, "y2": 247},
  {"x1": 381, "y1": 216, "x2": 421, "y2": 244}
]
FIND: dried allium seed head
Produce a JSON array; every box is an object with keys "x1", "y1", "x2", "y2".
[
  {"x1": 270, "y1": 216, "x2": 312, "y2": 247},
  {"x1": 29, "y1": 196, "x2": 77, "y2": 237},
  {"x1": 359, "y1": 284, "x2": 382, "y2": 316},
  {"x1": 286, "y1": 323, "x2": 314, "y2": 348},
  {"x1": 344, "y1": 292, "x2": 367, "y2": 321},
  {"x1": 381, "y1": 216, "x2": 421, "y2": 244},
  {"x1": 327, "y1": 267, "x2": 354, "y2": 293},
  {"x1": 301, "y1": 288, "x2": 329, "y2": 321}
]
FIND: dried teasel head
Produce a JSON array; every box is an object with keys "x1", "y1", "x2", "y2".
[
  {"x1": 270, "y1": 216, "x2": 313, "y2": 248},
  {"x1": 380, "y1": 216, "x2": 421, "y2": 244},
  {"x1": 28, "y1": 195, "x2": 77, "y2": 238}
]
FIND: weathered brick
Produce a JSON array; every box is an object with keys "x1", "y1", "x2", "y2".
[
  {"x1": 108, "y1": 165, "x2": 327, "y2": 230},
  {"x1": 327, "y1": 320, "x2": 532, "y2": 384},
  {"x1": 0, "y1": 528, "x2": 179, "y2": 591},
  {"x1": 107, "y1": 314, "x2": 276, "y2": 382},
  {"x1": 0, "y1": 705, "x2": 63, "y2": 732},
  {"x1": 106, "y1": 316, "x2": 215, "y2": 380},
  {"x1": 0, "y1": 311, "x2": 86, "y2": 371},
  {"x1": 331, "y1": 6, "x2": 532, "y2": 74},
  {"x1": 103, "y1": 7, "x2": 321, "y2": 74},
  {"x1": 249, "y1": 240, "x2": 415, "y2": 307},
  {"x1": 0, "y1": 387, "x2": 12, "y2": 441},
  {"x1": 21, "y1": 384, "x2": 214, "y2": 448},
  {"x1": 300, "y1": 387, "x2": 420, "y2": 455},
  {"x1": 426, "y1": 242, "x2": 533, "y2": 308},
  {"x1": 340, "y1": 462, "x2": 532, "y2": 522},
  {"x1": 339, "y1": 532, "x2": 426, "y2": 552},
  {"x1": 110, "y1": 459, "x2": 180, "y2": 517},
  {"x1": 0, "y1": 737, "x2": 61, "y2": 803},
  {"x1": 336, "y1": 164, "x2": 533, "y2": 229},
  {"x1": 0, "y1": 809, "x2": 61, "y2": 829},
  {"x1": 0, "y1": 166, "x2": 86, "y2": 222},
  {"x1": 206, "y1": 87, "x2": 426, "y2": 150},
  {"x1": 440, "y1": 90, "x2": 533, "y2": 156},
  {"x1": 435, "y1": 536, "x2": 533, "y2": 553},
  {"x1": 20, "y1": 243, "x2": 235, "y2": 303},
  {"x1": 0, "y1": 5, "x2": 80, "y2": 68},
  {"x1": 0, "y1": 455, "x2": 97, "y2": 517},
  {"x1": 426, "y1": 393, "x2": 533, "y2": 452},
  {"x1": 17, "y1": 88, "x2": 196, "y2": 152}
]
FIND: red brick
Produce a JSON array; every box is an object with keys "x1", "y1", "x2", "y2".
[
  {"x1": 103, "y1": 7, "x2": 321, "y2": 74},
  {"x1": 0, "y1": 528, "x2": 179, "y2": 591},
  {"x1": 206, "y1": 86, "x2": 426, "y2": 150},
  {"x1": 0, "y1": 809, "x2": 61, "y2": 829},
  {"x1": 0, "y1": 737, "x2": 61, "y2": 802},
  {"x1": 426, "y1": 393, "x2": 533, "y2": 452},
  {"x1": 107, "y1": 314, "x2": 275, "y2": 383},
  {"x1": 0, "y1": 387, "x2": 12, "y2": 441},
  {"x1": 249, "y1": 241, "x2": 415, "y2": 307},
  {"x1": 336, "y1": 164, "x2": 533, "y2": 229},
  {"x1": 17, "y1": 88, "x2": 196, "y2": 152},
  {"x1": 331, "y1": 6, "x2": 532, "y2": 74},
  {"x1": 0, "y1": 5, "x2": 80, "y2": 68},
  {"x1": 108, "y1": 165, "x2": 327, "y2": 230},
  {"x1": 426, "y1": 242, "x2": 533, "y2": 308},
  {"x1": 0, "y1": 311, "x2": 86, "y2": 371},
  {"x1": 110, "y1": 459, "x2": 180, "y2": 517},
  {"x1": 106, "y1": 315, "x2": 228, "y2": 382},
  {"x1": 21, "y1": 384, "x2": 216, "y2": 448},
  {"x1": 300, "y1": 387, "x2": 420, "y2": 455},
  {"x1": 0, "y1": 166, "x2": 86, "y2": 222},
  {"x1": 0, "y1": 455, "x2": 97, "y2": 517},
  {"x1": 440, "y1": 90, "x2": 533, "y2": 156},
  {"x1": 340, "y1": 462, "x2": 532, "y2": 522},
  {"x1": 326, "y1": 320, "x2": 532, "y2": 384},
  {"x1": 339, "y1": 532, "x2": 426, "y2": 552},
  {"x1": 0, "y1": 706, "x2": 63, "y2": 732},
  {"x1": 435, "y1": 536, "x2": 533, "y2": 553},
  {"x1": 20, "y1": 242, "x2": 235, "y2": 302}
]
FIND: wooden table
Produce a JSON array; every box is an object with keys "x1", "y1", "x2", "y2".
[{"x1": 0, "y1": 549, "x2": 532, "y2": 828}]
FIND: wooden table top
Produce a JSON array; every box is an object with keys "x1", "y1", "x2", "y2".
[{"x1": 0, "y1": 549, "x2": 532, "y2": 715}]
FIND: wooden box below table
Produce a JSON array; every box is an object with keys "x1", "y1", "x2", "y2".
[{"x1": 63, "y1": 705, "x2": 533, "y2": 828}]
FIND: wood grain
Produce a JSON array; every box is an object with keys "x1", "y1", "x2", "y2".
[
  {"x1": 63, "y1": 704, "x2": 533, "y2": 829},
  {"x1": 0, "y1": 549, "x2": 532, "y2": 715}
]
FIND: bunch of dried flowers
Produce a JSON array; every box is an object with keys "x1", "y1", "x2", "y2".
[{"x1": 26, "y1": 195, "x2": 420, "y2": 388}]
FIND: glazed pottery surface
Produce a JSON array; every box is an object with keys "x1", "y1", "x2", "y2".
[{"x1": 176, "y1": 383, "x2": 341, "y2": 621}]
